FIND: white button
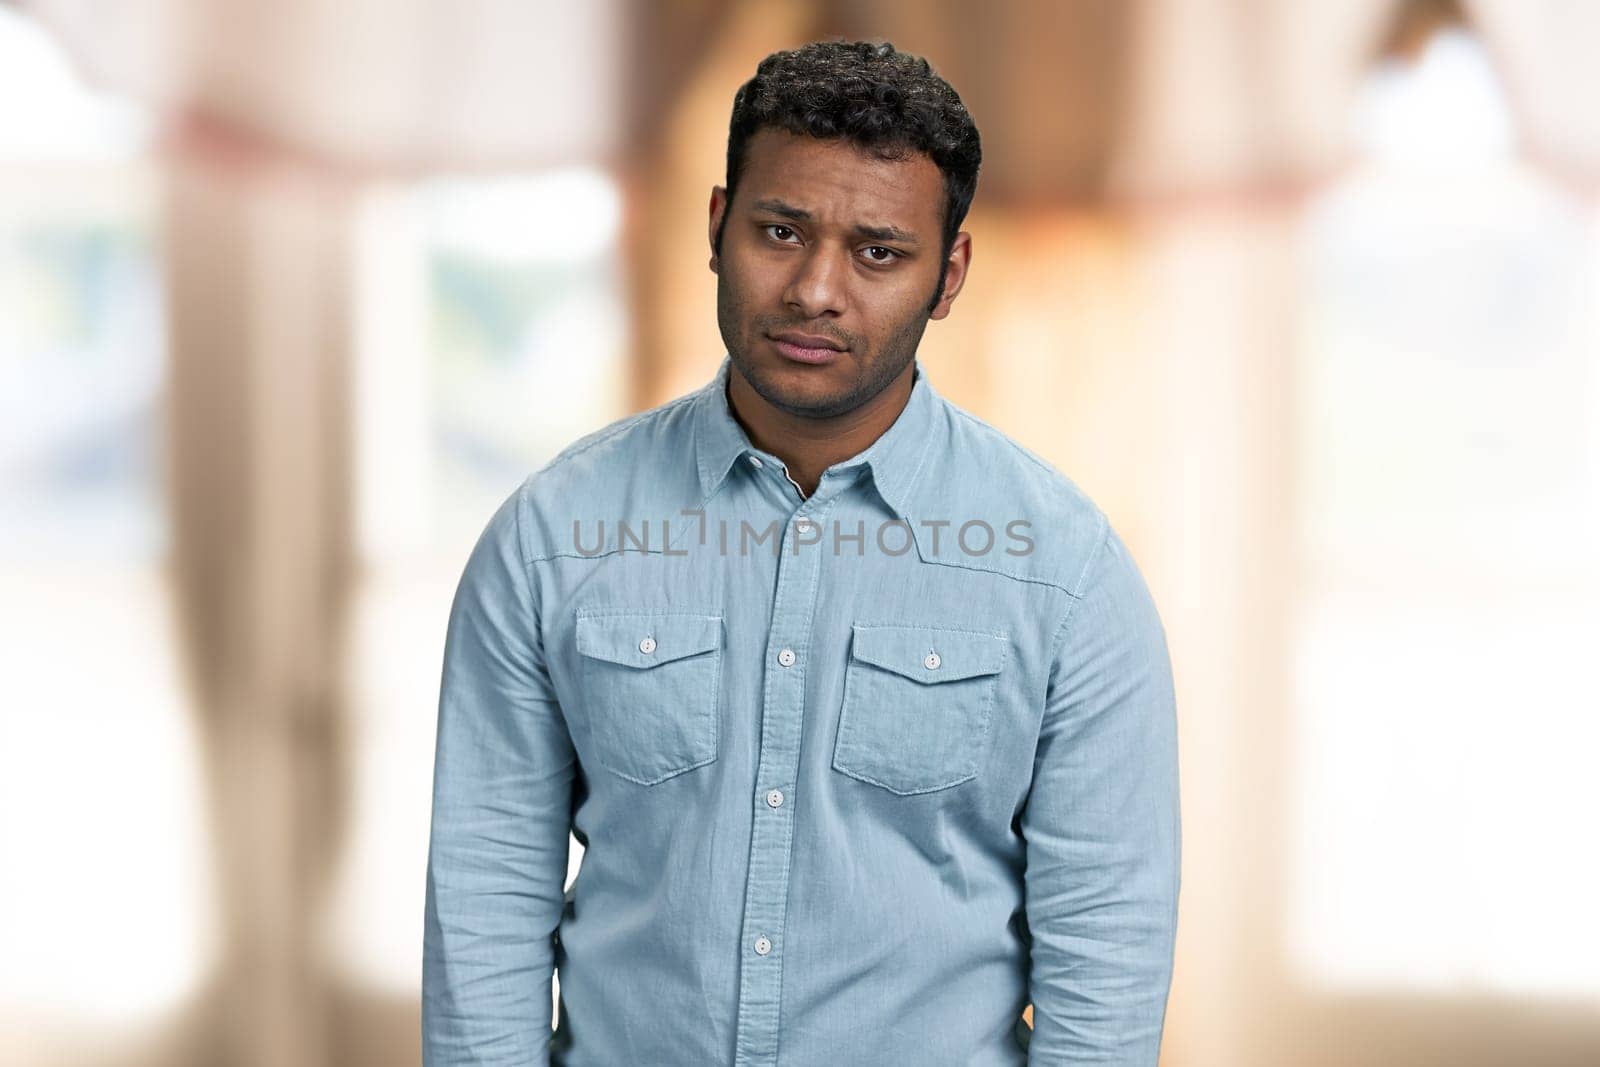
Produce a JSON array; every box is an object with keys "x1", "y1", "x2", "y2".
[
  {"x1": 777, "y1": 648, "x2": 796, "y2": 667},
  {"x1": 754, "y1": 935, "x2": 772, "y2": 956},
  {"x1": 924, "y1": 651, "x2": 941, "y2": 670},
  {"x1": 748, "y1": 455, "x2": 764, "y2": 468},
  {"x1": 639, "y1": 636, "x2": 657, "y2": 654},
  {"x1": 766, "y1": 789, "x2": 784, "y2": 808},
  {"x1": 795, "y1": 519, "x2": 815, "y2": 534}
]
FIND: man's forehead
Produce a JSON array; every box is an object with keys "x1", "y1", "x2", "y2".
[{"x1": 737, "y1": 128, "x2": 944, "y2": 231}]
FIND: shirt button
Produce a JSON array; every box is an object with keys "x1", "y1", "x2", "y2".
[
  {"x1": 748, "y1": 455, "x2": 764, "y2": 468},
  {"x1": 795, "y1": 518, "x2": 815, "y2": 534},
  {"x1": 924, "y1": 651, "x2": 941, "y2": 670},
  {"x1": 639, "y1": 636, "x2": 657, "y2": 654},
  {"x1": 766, "y1": 789, "x2": 784, "y2": 808},
  {"x1": 777, "y1": 648, "x2": 796, "y2": 667},
  {"x1": 754, "y1": 935, "x2": 772, "y2": 956}
]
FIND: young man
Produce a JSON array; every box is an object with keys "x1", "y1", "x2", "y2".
[{"x1": 423, "y1": 40, "x2": 1180, "y2": 1066}]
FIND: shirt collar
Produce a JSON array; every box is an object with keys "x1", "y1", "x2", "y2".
[{"x1": 694, "y1": 353, "x2": 939, "y2": 519}]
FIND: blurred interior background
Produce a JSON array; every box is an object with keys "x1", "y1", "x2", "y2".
[{"x1": 2, "y1": 0, "x2": 1597, "y2": 1064}]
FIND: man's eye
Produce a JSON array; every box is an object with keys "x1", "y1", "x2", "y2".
[
  {"x1": 862, "y1": 246, "x2": 899, "y2": 264},
  {"x1": 764, "y1": 224, "x2": 799, "y2": 243}
]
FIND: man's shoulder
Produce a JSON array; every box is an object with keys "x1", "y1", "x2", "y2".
[
  {"x1": 918, "y1": 393, "x2": 1111, "y2": 599},
  {"x1": 540, "y1": 387, "x2": 702, "y2": 483},
  {"x1": 510, "y1": 386, "x2": 706, "y2": 563}
]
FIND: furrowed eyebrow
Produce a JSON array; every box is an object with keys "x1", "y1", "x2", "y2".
[
  {"x1": 750, "y1": 198, "x2": 921, "y2": 247},
  {"x1": 751, "y1": 198, "x2": 813, "y2": 222},
  {"x1": 853, "y1": 223, "x2": 919, "y2": 246}
]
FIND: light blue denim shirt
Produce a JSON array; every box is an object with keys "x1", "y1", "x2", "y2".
[{"x1": 423, "y1": 355, "x2": 1181, "y2": 1065}]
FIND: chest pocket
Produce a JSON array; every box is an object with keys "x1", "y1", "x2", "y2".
[
  {"x1": 832, "y1": 623, "x2": 1009, "y2": 796},
  {"x1": 575, "y1": 610, "x2": 723, "y2": 786}
]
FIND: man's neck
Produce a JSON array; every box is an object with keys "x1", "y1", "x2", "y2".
[{"x1": 725, "y1": 365, "x2": 914, "y2": 499}]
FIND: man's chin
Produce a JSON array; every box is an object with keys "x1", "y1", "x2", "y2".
[
  {"x1": 742, "y1": 369, "x2": 852, "y2": 418},
  {"x1": 756, "y1": 384, "x2": 845, "y2": 419}
]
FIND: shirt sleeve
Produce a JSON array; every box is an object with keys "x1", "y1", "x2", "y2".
[
  {"x1": 423, "y1": 481, "x2": 576, "y2": 1065},
  {"x1": 1022, "y1": 518, "x2": 1182, "y2": 1064}
]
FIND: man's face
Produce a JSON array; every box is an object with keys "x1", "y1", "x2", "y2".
[{"x1": 708, "y1": 128, "x2": 970, "y2": 420}]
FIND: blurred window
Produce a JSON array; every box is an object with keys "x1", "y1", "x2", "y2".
[
  {"x1": 1290, "y1": 27, "x2": 1600, "y2": 995},
  {"x1": 0, "y1": 5, "x2": 216, "y2": 1028},
  {"x1": 331, "y1": 170, "x2": 627, "y2": 995}
]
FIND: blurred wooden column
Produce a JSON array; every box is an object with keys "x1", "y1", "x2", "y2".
[
  {"x1": 618, "y1": 0, "x2": 768, "y2": 408},
  {"x1": 161, "y1": 112, "x2": 356, "y2": 1067}
]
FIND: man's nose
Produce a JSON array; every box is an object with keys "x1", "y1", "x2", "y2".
[{"x1": 782, "y1": 243, "x2": 849, "y2": 318}]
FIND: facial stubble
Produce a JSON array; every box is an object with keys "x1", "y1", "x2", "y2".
[{"x1": 714, "y1": 262, "x2": 940, "y2": 421}]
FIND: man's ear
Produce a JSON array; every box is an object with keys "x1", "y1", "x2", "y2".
[
  {"x1": 929, "y1": 231, "x2": 972, "y2": 321},
  {"x1": 708, "y1": 186, "x2": 728, "y2": 273}
]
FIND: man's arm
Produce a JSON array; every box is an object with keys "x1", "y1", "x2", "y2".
[
  {"x1": 423, "y1": 483, "x2": 576, "y2": 1065},
  {"x1": 1022, "y1": 520, "x2": 1182, "y2": 1063}
]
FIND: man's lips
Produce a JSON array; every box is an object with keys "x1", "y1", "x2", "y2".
[{"x1": 768, "y1": 331, "x2": 846, "y2": 365}]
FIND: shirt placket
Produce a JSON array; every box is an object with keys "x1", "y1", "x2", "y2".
[{"x1": 731, "y1": 485, "x2": 841, "y2": 1066}]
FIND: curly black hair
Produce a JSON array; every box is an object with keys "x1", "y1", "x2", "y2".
[{"x1": 718, "y1": 39, "x2": 982, "y2": 289}]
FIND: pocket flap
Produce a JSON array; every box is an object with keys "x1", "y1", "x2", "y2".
[
  {"x1": 849, "y1": 624, "x2": 1006, "y2": 684},
  {"x1": 577, "y1": 612, "x2": 723, "y2": 669}
]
